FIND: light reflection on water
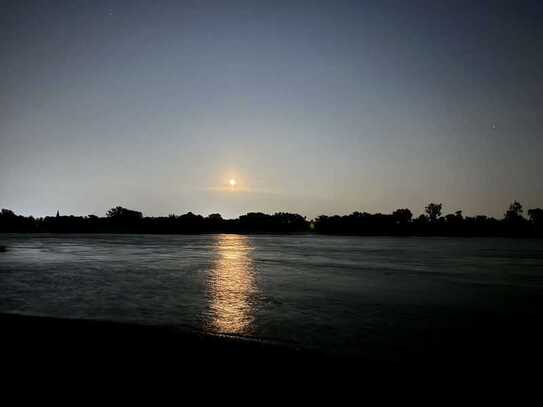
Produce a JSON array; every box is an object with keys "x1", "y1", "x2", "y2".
[
  {"x1": 206, "y1": 234, "x2": 257, "y2": 335},
  {"x1": 1, "y1": 234, "x2": 542, "y2": 356}
]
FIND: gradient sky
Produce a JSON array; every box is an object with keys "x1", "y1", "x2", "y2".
[{"x1": 1, "y1": 0, "x2": 542, "y2": 219}]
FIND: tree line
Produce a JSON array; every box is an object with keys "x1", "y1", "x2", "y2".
[{"x1": 0, "y1": 202, "x2": 542, "y2": 236}]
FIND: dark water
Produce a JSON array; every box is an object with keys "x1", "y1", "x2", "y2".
[{"x1": 1, "y1": 234, "x2": 542, "y2": 357}]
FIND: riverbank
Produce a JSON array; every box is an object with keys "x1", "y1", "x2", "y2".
[
  {"x1": 3, "y1": 311, "x2": 542, "y2": 374},
  {"x1": 0, "y1": 312, "x2": 311, "y2": 359},
  {"x1": 1, "y1": 312, "x2": 355, "y2": 375}
]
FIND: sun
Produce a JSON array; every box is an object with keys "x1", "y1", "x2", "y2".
[{"x1": 229, "y1": 179, "x2": 237, "y2": 187}]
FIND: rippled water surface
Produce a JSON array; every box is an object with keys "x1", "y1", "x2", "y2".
[{"x1": 1, "y1": 234, "x2": 542, "y2": 356}]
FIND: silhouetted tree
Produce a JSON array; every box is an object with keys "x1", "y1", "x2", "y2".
[
  {"x1": 104, "y1": 206, "x2": 143, "y2": 233},
  {"x1": 106, "y1": 206, "x2": 143, "y2": 220},
  {"x1": 272, "y1": 212, "x2": 308, "y2": 232},
  {"x1": 528, "y1": 208, "x2": 543, "y2": 229},
  {"x1": 392, "y1": 209, "x2": 412, "y2": 224},
  {"x1": 425, "y1": 203, "x2": 442, "y2": 222},
  {"x1": 504, "y1": 201, "x2": 523, "y2": 220},
  {"x1": 1, "y1": 209, "x2": 16, "y2": 218},
  {"x1": 445, "y1": 214, "x2": 457, "y2": 223},
  {"x1": 205, "y1": 213, "x2": 224, "y2": 232},
  {"x1": 0, "y1": 209, "x2": 35, "y2": 232},
  {"x1": 238, "y1": 212, "x2": 273, "y2": 232},
  {"x1": 413, "y1": 214, "x2": 429, "y2": 225},
  {"x1": 445, "y1": 210, "x2": 463, "y2": 224}
]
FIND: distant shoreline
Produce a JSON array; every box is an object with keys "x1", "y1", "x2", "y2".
[
  {"x1": 0, "y1": 231, "x2": 541, "y2": 238},
  {"x1": 1, "y1": 203, "x2": 542, "y2": 237}
]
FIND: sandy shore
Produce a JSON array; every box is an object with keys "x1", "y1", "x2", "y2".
[
  {"x1": 1, "y1": 312, "x2": 359, "y2": 374},
  {"x1": 1, "y1": 312, "x2": 311, "y2": 357},
  {"x1": 2, "y1": 311, "x2": 542, "y2": 382}
]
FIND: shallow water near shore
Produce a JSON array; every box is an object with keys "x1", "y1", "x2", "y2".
[{"x1": 1, "y1": 233, "x2": 542, "y2": 358}]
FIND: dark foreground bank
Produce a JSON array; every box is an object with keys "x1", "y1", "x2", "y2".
[
  {"x1": 0, "y1": 312, "x2": 320, "y2": 364},
  {"x1": 3, "y1": 312, "x2": 543, "y2": 381}
]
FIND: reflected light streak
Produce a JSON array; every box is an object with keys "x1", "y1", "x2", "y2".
[{"x1": 207, "y1": 234, "x2": 257, "y2": 335}]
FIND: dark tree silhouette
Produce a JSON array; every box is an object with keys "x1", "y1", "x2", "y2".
[
  {"x1": 425, "y1": 203, "x2": 442, "y2": 222},
  {"x1": 504, "y1": 201, "x2": 524, "y2": 222},
  {"x1": 106, "y1": 206, "x2": 143, "y2": 220},
  {"x1": 0, "y1": 209, "x2": 35, "y2": 232},
  {"x1": 528, "y1": 208, "x2": 542, "y2": 223},
  {"x1": 392, "y1": 208, "x2": 412, "y2": 224},
  {"x1": 208, "y1": 213, "x2": 223, "y2": 221},
  {"x1": 1, "y1": 209, "x2": 16, "y2": 217},
  {"x1": 444, "y1": 210, "x2": 463, "y2": 223}
]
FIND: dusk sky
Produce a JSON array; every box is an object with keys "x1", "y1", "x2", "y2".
[{"x1": 1, "y1": 0, "x2": 542, "y2": 219}]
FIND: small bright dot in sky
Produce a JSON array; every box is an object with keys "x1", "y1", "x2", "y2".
[{"x1": 229, "y1": 179, "x2": 237, "y2": 187}]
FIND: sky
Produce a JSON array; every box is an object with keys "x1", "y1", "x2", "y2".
[{"x1": 1, "y1": 0, "x2": 542, "y2": 219}]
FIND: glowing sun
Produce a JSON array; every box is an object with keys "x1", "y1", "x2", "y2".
[{"x1": 229, "y1": 179, "x2": 237, "y2": 187}]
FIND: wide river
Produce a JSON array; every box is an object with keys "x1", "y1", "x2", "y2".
[{"x1": 1, "y1": 234, "x2": 542, "y2": 358}]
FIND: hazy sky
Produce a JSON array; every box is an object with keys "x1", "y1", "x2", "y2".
[{"x1": 1, "y1": 0, "x2": 542, "y2": 218}]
